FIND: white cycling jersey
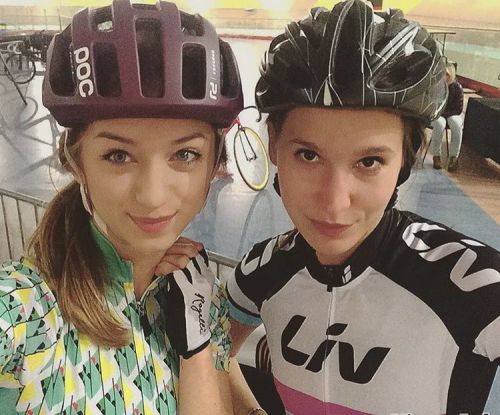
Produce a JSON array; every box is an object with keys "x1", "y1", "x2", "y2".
[{"x1": 227, "y1": 209, "x2": 500, "y2": 415}]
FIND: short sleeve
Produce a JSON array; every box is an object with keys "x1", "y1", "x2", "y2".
[
  {"x1": 225, "y1": 235, "x2": 290, "y2": 328},
  {"x1": 0, "y1": 259, "x2": 62, "y2": 388},
  {"x1": 226, "y1": 264, "x2": 263, "y2": 328}
]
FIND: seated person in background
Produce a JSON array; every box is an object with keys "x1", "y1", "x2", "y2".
[
  {"x1": 225, "y1": 1, "x2": 500, "y2": 414},
  {"x1": 430, "y1": 61, "x2": 464, "y2": 171}
]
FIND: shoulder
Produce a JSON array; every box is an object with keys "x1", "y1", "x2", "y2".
[
  {"x1": 0, "y1": 255, "x2": 61, "y2": 314},
  {"x1": 382, "y1": 210, "x2": 499, "y2": 279},
  {"x1": 236, "y1": 229, "x2": 301, "y2": 277},
  {"x1": 0, "y1": 257, "x2": 59, "y2": 312},
  {"x1": 382, "y1": 210, "x2": 500, "y2": 349},
  {"x1": 1, "y1": 257, "x2": 43, "y2": 287},
  {"x1": 227, "y1": 230, "x2": 306, "y2": 308},
  {"x1": 391, "y1": 210, "x2": 499, "y2": 267}
]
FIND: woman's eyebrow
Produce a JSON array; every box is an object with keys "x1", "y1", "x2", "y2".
[
  {"x1": 356, "y1": 145, "x2": 395, "y2": 155},
  {"x1": 94, "y1": 131, "x2": 208, "y2": 145},
  {"x1": 289, "y1": 138, "x2": 321, "y2": 151},
  {"x1": 95, "y1": 131, "x2": 135, "y2": 145},
  {"x1": 173, "y1": 132, "x2": 209, "y2": 144}
]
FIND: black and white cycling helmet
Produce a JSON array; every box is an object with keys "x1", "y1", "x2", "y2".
[{"x1": 256, "y1": 0, "x2": 448, "y2": 124}]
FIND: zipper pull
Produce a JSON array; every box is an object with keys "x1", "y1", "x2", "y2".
[
  {"x1": 326, "y1": 267, "x2": 334, "y2": 292},
  {"x1": 138, "y1": 301, "x2": 152, "y2": 338}
]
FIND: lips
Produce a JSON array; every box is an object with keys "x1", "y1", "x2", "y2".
[
  {"x1": 129, "y1": 214, "x2": 175, "y2": 234},
  {"x1": 311, "y1": 219, "x2": 352, "y2": 238}
]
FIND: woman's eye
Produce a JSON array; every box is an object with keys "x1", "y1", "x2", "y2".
[
  {"x1": 175, "y1": 149, "x2": 201, "y2": 163},
  {"x1": 297, "y1": 149, "x2": 319, "y2": 162},
  {"x1": 358, "y1": 157, "x2": 383, "y2": 169},
  {"x1": 103, "y1": 150, "x2": 130, "y2": 164}
]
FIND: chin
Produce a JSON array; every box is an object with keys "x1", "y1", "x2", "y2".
[
  {"x1": 117, "y1": 231, "x2": 176, "y2": 255},
  {"x1": 302, "y1": 230, "x2": 357, "y2": 263},
  {"x1": 141, "y1": 233, "x2": 177, "y2": 250}
]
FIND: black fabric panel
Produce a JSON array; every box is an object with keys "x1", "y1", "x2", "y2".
[
  {"x1": 234, "y1": 232, "x2": 307, "y2": 311},
  {"x1": 463, "y1": 97, "x2": 500, "y2": 163},
  {"x1": 375, "y1": 209, "x2": 500, "y2": 352},
  {"x1": 240, "y1": 364, "x2": 286, "y2": 415},
  {"x1": 446, "y1": 350, "x2": 498, "y2": 414}
]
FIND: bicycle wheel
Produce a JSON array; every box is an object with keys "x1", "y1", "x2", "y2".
[
  {"x1": 5, "y1": 53, "x2": 36, "y2": 84},
  {"x1": 233, "y1": 126, "x2": 270, "y2": 191}
]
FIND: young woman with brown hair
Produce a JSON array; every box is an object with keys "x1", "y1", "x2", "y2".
[{"x1": 0, "y1": 1, "x2": 246, "y2": 413}]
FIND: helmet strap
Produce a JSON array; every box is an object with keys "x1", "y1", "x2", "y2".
[{"x1": 63, "y1": 129, "x2": 109, "y2": 236}]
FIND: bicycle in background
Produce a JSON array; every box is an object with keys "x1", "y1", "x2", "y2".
[
  {"x1": 1, "y1": 40, "x2": 36, "y2": 84},
  {"x1": 1, "y1": 31, "x2": 54, "y2": 85},
  {"x1": 225, "y1": 106, "x2": 270, "y2": 191}
]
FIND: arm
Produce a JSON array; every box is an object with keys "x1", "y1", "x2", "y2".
[
  {"x1": 178, "y1": 348, "x2": 233, "y2": 415},
  {"x1": 228, "y1": 319, "x2": 267, "y2": 415},
  {"x1": 155, "y1": 243, "x2": 236, "y2": 413}
]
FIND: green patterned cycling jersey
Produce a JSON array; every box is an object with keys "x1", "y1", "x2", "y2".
[{"x1": 0, "y1": 223, "x2": 231, "y2": 415}]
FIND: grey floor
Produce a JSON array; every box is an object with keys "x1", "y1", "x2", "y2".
[{"x1": 0, "y1": 38, "x2": 499, "y2": 261}]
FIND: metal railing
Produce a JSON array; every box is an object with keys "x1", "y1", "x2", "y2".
[
  {"x1": 0, "y1": 188, "x2": 47, "y2": 261},
  {"x1": 0, "y1": 187, "x2": 237, "y2": 280}
]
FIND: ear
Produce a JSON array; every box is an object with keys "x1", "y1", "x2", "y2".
[{"x1": 267, "y1": 122, "x2": 278, "y2": 165}]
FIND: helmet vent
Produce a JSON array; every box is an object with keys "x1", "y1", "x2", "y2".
[
  {"x1": 94, "y1": 43, "x2": 121, "y2": 97},
  {"x1": 182, "y1": 45, "x2": 206, "y2": 99},
  {"x1": 49, "y1": 29, "x2": 75, "y2": 96},
  {"x1": 180, "y1": 12, "x2": 204, "y2": 36},
  {"x1": 132, "y1": 3, "x2": 156, "y2": 11},
  {"x1": 219, "y1": 39, "x2": 240, "y2": 98},
  {"x1": 136, "y1": 19, "x2": 165, "y2": 98},
  {"x1": 94, "y1": 7, "x2": 113, "y2": 32}
]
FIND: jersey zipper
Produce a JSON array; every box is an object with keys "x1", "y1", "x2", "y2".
[
  {"x1": 324, "y1": 267, "x2": 337, "y2": 410},
  {"x1": 136, "y1": 276, "x2": 163, "y2": 337}
]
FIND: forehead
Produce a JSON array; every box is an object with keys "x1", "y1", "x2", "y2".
[
  {"x1": 284, "y1": 107, "x2": 402, "y2": 129},
  {"x1": 279, "y1": 107, "x2": 404, "y2": 146},
  {"x1": 83, "y1": 118, "x2": 215, "y2": 143}
]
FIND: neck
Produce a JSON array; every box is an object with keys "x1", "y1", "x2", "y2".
[
  {"x1": 131, "y1": 254, "x2": 164, "y2": 300},
  {"x1": 90, "y1": 221, "x2": 167, "y2": 300}
]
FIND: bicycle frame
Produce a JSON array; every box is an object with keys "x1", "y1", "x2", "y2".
[
  {"x1": 228, "y1": 106, "x2": 270, "y2": 191},
  {"x1": 238, "y1": 124, "x2": 258, "y2": 162}
]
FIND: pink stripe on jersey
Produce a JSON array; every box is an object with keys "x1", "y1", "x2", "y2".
[{"x1": 274, "y1": 377, "x2": 372, "y2": 415}]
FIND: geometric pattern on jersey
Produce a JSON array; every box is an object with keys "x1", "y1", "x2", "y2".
[
  {"x1": 227, "y1": 209, "x2": 500, "y2": 415},
  {"x1": 0, "y1": 223, "x2": 231, "y2": 415}
]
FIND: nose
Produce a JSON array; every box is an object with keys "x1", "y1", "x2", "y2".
[
  {"x1": 317, "y1": 167, "x2": 352, "y2": 215},
  {"x1": 134, "y1": 161, "x2": 178, "y2": 210}
]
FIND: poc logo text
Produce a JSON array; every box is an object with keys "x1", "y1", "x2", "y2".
[{"x1": 73, "y1": 46, "x2": 95, "y2": 97}]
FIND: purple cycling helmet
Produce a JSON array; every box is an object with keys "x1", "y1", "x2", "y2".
[{"x1": 43, "y1": 0, "x2": 243, "y2": 127}]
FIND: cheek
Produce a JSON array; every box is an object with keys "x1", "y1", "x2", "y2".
[
  {"x1": 86, "y1": 173, "x2": 130, "y2": 215},
  {"x1": 180, "y1": 169, "x2": 212, "y2": 204},
  {"x1": 361, "y1": 171, "x2": 399, "y2": 211},
  {"x1": 277, "y1": 161, "x2": 312, "y2": 209}
]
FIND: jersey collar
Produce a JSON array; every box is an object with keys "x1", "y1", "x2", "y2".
[
  {"x1": 298, "y1": 210, "x2": 392, "y2": 288},
  {"x1": 90, "y1": 221, "x2": 133, "y2": 283}
]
